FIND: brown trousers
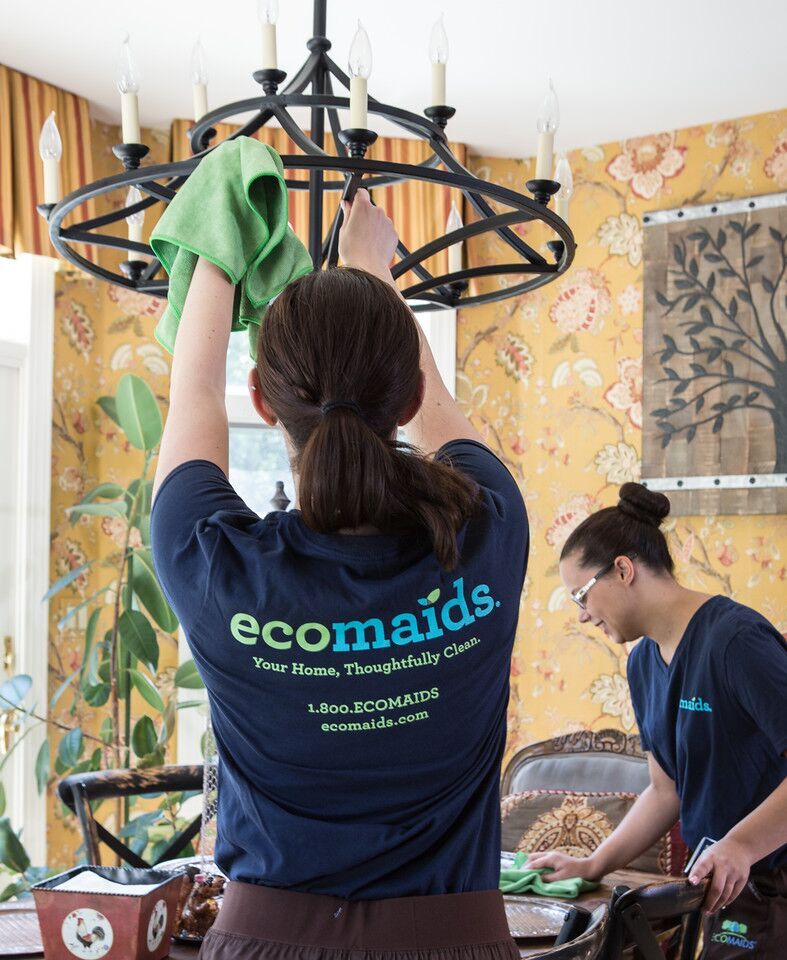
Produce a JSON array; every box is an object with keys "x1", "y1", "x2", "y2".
[
  {"x1": 198, "y1": 882, "x2": 519, "y2": 960},
  {"x1": 700, "y1": 867, "x2": 787, "y2": 959}
]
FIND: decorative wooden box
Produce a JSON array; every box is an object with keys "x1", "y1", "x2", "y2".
[{"x1": 32, "y1": 866, "x2": 186, "y2": 960}]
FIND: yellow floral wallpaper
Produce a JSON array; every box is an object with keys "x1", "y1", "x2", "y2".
[
  {"x1": 47, "y1": 120, "x2": 174, "y2": 866},
  {"x1": 44, "y1": 108, "x2": 787, "y2": 864},
  {"x1": 457, "y1": 109, "x2": 787, "y2": 770}
]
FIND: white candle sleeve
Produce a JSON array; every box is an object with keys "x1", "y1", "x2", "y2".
[
  {"x1": 128, "y1": 220, "x2": 143, "y2": 244},
  {"x1": 261, "y1": 23, "x2": 278, "y2": 69},
  {"x1": 121, "y1": 92, "x2": 141, "y2": 144},
  {"x1": 448, "y1": 242, "x2": 462, "y2": 274},
  {"x1": 193, "y1": 83, "x2": 208, "y2": 122},
  {"x1": 535, "y1": 131, "x2": 554, "y2": 181},
  {"x1": 349, "y1": 76, "x2": 368, "y2": 128},
  {"x1": 555, "y1": 197, "x2": 570, "y2": 223},
  {"x1": 431, "y1": 63, "x2": 446, "y2": 106},
  {"x1": 42, "y1": 158, "x2": 60, "y2": 204}
]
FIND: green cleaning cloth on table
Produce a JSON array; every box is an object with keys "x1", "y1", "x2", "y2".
[
  {"x1": 500, "y1": 852, "x2": 599, "y2": 898},
  {"x1": 150, "y1": 136, "x2": 313, "y2": 359}
]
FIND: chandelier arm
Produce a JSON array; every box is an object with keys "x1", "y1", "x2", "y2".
[
  {"x1": 428, "y1": 138, "x2": 547, "y2": 266},
  {"x1": 271, "y1": 106, "x2": 331, "y2": 158},
  {"x1": 281, "y1": 52, "x2": 323, "y2": 97},
  {"x1": 59, "y1": 228, "x2": 149, "y2": 257},
  {"x1": 322, "y1": 74, "x2": 348, "y2": 158},
  {"x1": 410, "y1": 273, "x2": 553, "y2": 313},
  {"x1": 405, "y1": 261, "x2": 555, "y2": 296},
  {"x1": 138, "y1": 180, "x2": 181, "y2": 203},
  {"x1": 392, "y1": 212, "x2": 525, "y2": 278},
  {"x1": 394, "y1": 239, "x2": 453, "y2": 299}
]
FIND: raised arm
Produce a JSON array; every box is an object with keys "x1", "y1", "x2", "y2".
[
  {"x1": 153, "y1": 257, "x2": 235, "y2": 498},
  {"x1": 339, "y1": 189, "x2": 484, "y2": 452}
]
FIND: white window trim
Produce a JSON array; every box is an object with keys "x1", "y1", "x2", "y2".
[
  {"x1": 0, "y1": 254, "x2": 57, "y2": 867},
  {"x1": 176, "y1": 309, "x2": 456, "y2": 764}
]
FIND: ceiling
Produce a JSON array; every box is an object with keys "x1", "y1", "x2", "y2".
[{"x1": 3, "y1": 0, "x2": 785, "y2": 158}]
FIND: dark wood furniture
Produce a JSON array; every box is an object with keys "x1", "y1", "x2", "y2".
[{"x1": 57, "y1": 764, "x2": 203, "y2": 867}]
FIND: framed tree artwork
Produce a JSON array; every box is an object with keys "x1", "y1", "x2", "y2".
[{"x1": 642, "y1": 192, "x2": 786, "y2": 515}]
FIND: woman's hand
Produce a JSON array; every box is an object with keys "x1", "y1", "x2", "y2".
[
  {"x1": 339, "y1": 188, "x2": 398, "y2": 276},
  {"x1": 524, "y1": 851, "x2": 603, "y2": 882},
  {"x1": 688, "y1": 835, "x2": 752, "y2": 914}
]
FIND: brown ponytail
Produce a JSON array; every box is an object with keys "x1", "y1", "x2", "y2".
[
  {"x1": 255, "y1": 268, "x2": 480, "y2": 569},
  {"x1": 560, "y1": 482, "x2": 674, "y2": 575}
]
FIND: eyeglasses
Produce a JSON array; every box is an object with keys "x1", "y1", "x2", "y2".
[{"x1": 570, "y1": 554, "x2": 638, "y2": 610}]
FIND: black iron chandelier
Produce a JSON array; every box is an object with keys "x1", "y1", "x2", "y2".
[{"x1": 38, "y1": 0, "x2": 575, "y2": 312}]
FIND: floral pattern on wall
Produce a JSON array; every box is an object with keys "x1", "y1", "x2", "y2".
[
  {"x1": 46, "y1": 121, "x2": 176, "y2": 868},
  {"x1": 459, "y1": 109, "x2": 787, "y2": 770}
]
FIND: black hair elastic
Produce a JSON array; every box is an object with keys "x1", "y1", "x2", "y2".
[{"x1": 320, "y1": 400, "x2": 363, "y2": 417}]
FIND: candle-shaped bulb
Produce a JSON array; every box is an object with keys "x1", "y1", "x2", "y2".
[
  {"x1": 536, "y1": 78, "x2": 559, "y2": 133},
  {"x1": 446, "y1": 200, "x2": 462, "y2": 232},
  {"x1": 115, "y1": 33, "x2": 140, "y2": 94},
  {"x1": 348, "y1": 21, "x2": 373, "y2": 79},
  {"x1": 554, "y1": 153, "x2": 573, "y2": 199},
  {"x1": 191, "y1": 39, "x2": 208, "y2": 85},
  {"x1": 125, "y1": 186, "x2": 145, "y2": 228},
  {"x1": 446, "y1": 200, "x2": 463, "y2": 274},
  {"x1": 429, "y1": 14, "x2": 449, "y2": 65},
  {"x1": 39, "y1": 111, "x2": 62, "y2": 162},
  {"x1": 125, "y1": 185, "x2": 145, "y2": 244},
  {"x1": 258, "y1": 0, "x2": 279, "y2": 25}
]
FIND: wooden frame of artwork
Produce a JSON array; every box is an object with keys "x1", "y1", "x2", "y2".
[{"x1": 642, "y1": 192, "x2": 787, "y2": 515}]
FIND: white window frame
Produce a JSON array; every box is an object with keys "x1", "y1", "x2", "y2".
[
  {"x1": 176, "y1": 309, "x2": 456, "y2": 764},
  {"x1": 0, "y1": 254, "x2": 57, "y2": 867}
]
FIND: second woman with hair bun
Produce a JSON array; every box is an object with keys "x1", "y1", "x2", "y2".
[{"x1": 526, "y1": 483, "x2": 787, "y2": 959}]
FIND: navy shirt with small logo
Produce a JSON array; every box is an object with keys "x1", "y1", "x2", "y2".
[
  {"x1": 151, "y1": 440, "x2": 527, "y2": 899},
  {"x1": 627, "y1": 596, "x2": 787, "y2": 871}
]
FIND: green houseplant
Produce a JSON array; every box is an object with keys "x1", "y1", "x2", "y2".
[{"x1": 0, "y1": 373, "x2": 205, "y2": 898}]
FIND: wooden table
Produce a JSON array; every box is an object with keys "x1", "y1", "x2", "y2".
[{"x1": 3, "y1": 870, "x2": 664, "y2": 959}]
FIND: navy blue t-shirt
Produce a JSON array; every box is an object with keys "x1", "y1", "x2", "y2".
[
  {"x1": 151, "y1": 440, "x2": 528, "y2": 899},
  {"x1": 627, "y1": 596, "x2": 787, "y2": 871}
]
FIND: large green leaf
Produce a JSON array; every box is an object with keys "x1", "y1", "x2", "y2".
[
  {"x1": 118, "y1": 610, "x2": 159, "y2": 673},
  {"x1": 128, "y1": 669, "x2": 165, "y2": 713},
  {"x1": 83, "y1": 682, "x2": 110, "y2": 707},
  {"x1": 97, "y1": 395, "x2": 121, "y2": 426},
  {"x1": 80, "y1": 608, "x2": 102, "y2": 687},
  {"x1": 42, "y1": 561, "x2": 94, "y2": 601},
  {"x1": 0, "y1": 675, "x2": 31, "y2": 710},
  {"x1": 35, "y1": 739, "x2": 50, "y2": 794},
  {"x1": 131, "y1": 548, "x2": 178, "y2": 632},
  {"x1": 49, "y1": 667, "x2": 79, "y2": 710},
  {"x1": 131, "y1": 716, "x2": 158, "y2": 758},
  {"x1": 0, "y1": 818, "x2": 30, "y2": 874},
  {"x1": 115, "y1": 374, "x2": 163, "y2": 451},
  {"x1": 80, "y1": 482, "x2": 126, "y2": 502},
  {"x1": 57, "y1": 585, "x2": 112, "y2": 631},
  {"x1": 174, "y1": 660, "x2": 205, "y2": 689},
  {"x1": 58, "y1": 728, "x2": 84, "y2": 768},
  {"x1": 67, "y1": 500, "x2": 127, "y2": 523},
  {"x1": 126, "y1": 479, "x2": 153, "y2": 527}
]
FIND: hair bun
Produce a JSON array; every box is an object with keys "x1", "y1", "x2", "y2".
[{"x1": 617, "y1": 482, "x2": 671, "y2": 527}]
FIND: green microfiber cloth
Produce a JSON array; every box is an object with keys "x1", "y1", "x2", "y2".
[
  {"x1": 150, "y1": 136, "x2": 313, "y2": 360},
  {"x1": 499, "y1": 852, "x2": 599, "y2": 898}
]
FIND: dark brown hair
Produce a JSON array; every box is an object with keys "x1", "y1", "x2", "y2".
[
  {"x1": 560, "y1": 482, "x2": 674, "y2": 575},
  {"x1": 255, "y1": 267, "x2": 480, "y2": 569}
]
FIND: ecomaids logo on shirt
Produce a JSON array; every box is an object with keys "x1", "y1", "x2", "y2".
[
  {"x1": 228, "y1": 577, "x2": 500, "y2": 655},
  {"x1": 678, "y1": 695, "x2": 712, "y2": 713}
]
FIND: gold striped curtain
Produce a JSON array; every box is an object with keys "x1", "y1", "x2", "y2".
[
  {"x1": 4, "y1": 66, "x2": 96, "y2": 261},
  {"x1": 0, "y1": 67, "x2": 12, "y2": 255},
  {"x1": 169, "y1": 120, "x2": 465, "y2": 281}
]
